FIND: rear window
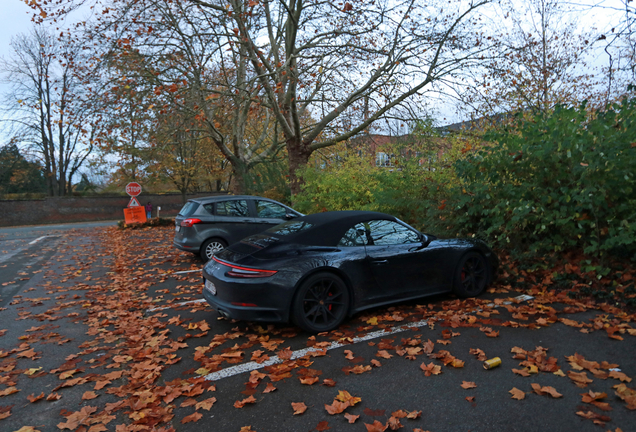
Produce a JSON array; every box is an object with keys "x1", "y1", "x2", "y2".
[{"x1": 178, "y1": 201, "x2": 198, "y2": 217}]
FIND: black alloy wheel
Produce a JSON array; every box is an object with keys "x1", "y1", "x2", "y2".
[
  {"x1": 453, "y1": 252, "x2": 488, "y2": 297},
  {"x1": 292, "y1": 272, "x2": 350, "y2": 333}
]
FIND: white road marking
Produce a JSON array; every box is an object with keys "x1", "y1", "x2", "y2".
[
  {"x1": 28, "y1": 235, "x2": 50, "y2": 245},
  {"x1": 158, "y1": 269, "x2": 202, "y2": 277},
  {"x1": 0, "y1": 236, "x2": 60, "y2": 263},
  {"x1": 203, "y1": 319, "x2": 430, "y2": 382},
  {"x1": 146, "y1": 298, "x2": 207, "y2": 313},
  {"x1": 139, "y1": 255, "x2": 169, "y2": 261}
]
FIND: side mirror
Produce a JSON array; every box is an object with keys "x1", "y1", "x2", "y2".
[
  {"x1": 285, "y1": 213, "x2": 297, "y2": 220},
  {"x1": 420, "y1": 233, "x2": 430, "y2": 245}
]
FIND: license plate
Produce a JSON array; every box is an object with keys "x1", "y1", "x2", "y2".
[
  {"x1": 205, "y1": 279, "x2": 216, "y2": 295},
  {"x1": 175, "y1": 225, "x2": 181, "y2": 232}
]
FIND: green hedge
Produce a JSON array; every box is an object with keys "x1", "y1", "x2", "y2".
[{"x1": 450, "y1": 99, "x2": 636, "y2": 258}]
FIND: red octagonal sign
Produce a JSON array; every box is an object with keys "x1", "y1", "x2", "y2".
[{"x1": 125, "y1": 182, "x2": 142, "y2": 197}]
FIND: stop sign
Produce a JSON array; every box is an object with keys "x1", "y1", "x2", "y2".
[{"x1": 125, "y1": 182, "x2": 142, "y2": 196}]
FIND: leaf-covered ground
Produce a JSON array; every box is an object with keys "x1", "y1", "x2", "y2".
[{"x1": 0, "y1": 225, "x2": 634, "y2": 431}]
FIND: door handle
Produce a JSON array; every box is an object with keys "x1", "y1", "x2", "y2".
[{"x1": 372, "y1": 259, "x2": 388, "y2": 265}]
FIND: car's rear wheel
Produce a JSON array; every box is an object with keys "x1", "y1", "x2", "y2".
[
  {"x1": 292, "y1": 272, "x2": 350, "y2": 333},
  {"x1": 453, "y1": 252, "x2": 488, "y2": 297},
  {"x1": 200, "y1": 238, "x2": 227, "y2": 261}
]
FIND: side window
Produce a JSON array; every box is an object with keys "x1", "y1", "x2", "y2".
[
  {"x1": 256, "y1": 200, "x2": 289, "y2": 219},
  {"x1": 216, "y1": 200, "x2": 249, "y2": 217},
  {"x1": 202, "y1": 204, "x2": 214, "y2": 215},
  {"x1": 348, "y1": 220, "x2": 420, "y2": 246},
  {"x1": 338, "y1": 227, "x2": 363, "y2": 247}
]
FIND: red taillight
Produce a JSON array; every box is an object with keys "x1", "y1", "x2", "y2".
[
  {"x1": 180, "y1": 218, "x2": 202, "y2": 227},
  {"x1": 212, "y1": 256, "x2": 277, "y2": 278}
]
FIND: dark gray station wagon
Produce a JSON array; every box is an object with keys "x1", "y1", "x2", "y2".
[{"x1": 173, "y1": 195, "x2": 303, "y2": 260}]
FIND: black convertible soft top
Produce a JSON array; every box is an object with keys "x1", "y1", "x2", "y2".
[{"x1": 266, "y1": 210, "x2": 398, "y2": 247}]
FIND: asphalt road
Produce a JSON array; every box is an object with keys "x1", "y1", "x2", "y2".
[
  {"x1": 0, "y1": 223, "x2": 634, "y2": 432},
  {"x1": 0, "y1": 221, "x2": 117, "y2": 307}
]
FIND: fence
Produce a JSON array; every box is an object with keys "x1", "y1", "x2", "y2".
[{"x1": 0, "y1": 192, "x2": 227, "y2": 227}]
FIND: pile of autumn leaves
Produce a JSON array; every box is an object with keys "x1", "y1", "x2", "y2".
[
  {"x1": 1, "y1": 226, "x2": 636, "y2": 432},
  {"x1": 505, "y1": 346, "x2": 635, "y2": 427}
]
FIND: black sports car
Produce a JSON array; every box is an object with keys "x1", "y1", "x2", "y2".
[{"x1": 202, "y1": 210, "x2": 498, "y2": 333}]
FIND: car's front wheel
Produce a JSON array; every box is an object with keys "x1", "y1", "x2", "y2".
[
  {"x1": 292, "y1": 272, "x2": 350, "y2": 333},
  {"x1": 200, "y1": 238, "x2": 227, "y2": 261},
  {"x1": 453, "y1": 252, "x2": 489, "y2": 297}
]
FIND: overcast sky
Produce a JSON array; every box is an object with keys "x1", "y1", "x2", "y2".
[
  {"x1": 0, "y1": 1, "x2": 33, "y2": 61},
  {"x1": 0, "y1": 0, "x2": 626, "y2": 138}
]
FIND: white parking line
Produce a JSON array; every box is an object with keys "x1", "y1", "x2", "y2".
[
  {"x1": 138, "y1": 255, "x2": 173, "y2": 261},
  {"x1": 203, "y1": 319, "x2": 430, "y2": 382},
  {"x1": 146, "y1": 298, "x2": 207, "y2": 313},
  {"x1": 28, "y1": 235, "x2": 49, "y2": 245},
  {"x1": 158, "y1": 269, "x2": 202, "y2": 277}
]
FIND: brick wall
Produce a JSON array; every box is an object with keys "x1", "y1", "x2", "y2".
[{"x1": 0, "y1": 192, "x2": 228, "y2": 227}]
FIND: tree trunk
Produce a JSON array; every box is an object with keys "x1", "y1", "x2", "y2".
[
  {"x1": 229, "y1": 164, "x2": 247, "y2": 195},
  {"x1": 287, "y1": 137, "x2": 312, "y2": 198}
]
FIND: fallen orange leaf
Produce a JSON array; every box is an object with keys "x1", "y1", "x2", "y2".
[
  {"x1": 325, "y1": 400, "x2": 349, "y2": 415},
  {"x1": 299, "y1": 376, "x2": 319, "y2": 385},
  {"x1": 27, "y1": 392, "x2": 45, "y2": 403},
  {"x1": 568, "y1": 370, "x2": 593, "y2": 388},
  {"x1": 509, "y1": 387, "x2": 525, "y2": 400},
  {"x1": 344, "y1": 413, "x2": 359, "y2": 423},
  {"x1": 336, "y1": 390, "x2": 361, "y2": 406},
  {"x1": 292, "y1": 402, "x2": 307, "y2": 415},
  {"x1": 420, "y1": 362, "x2": 442, "y2": 376},
  {"x1": 195, "y1": 397, "x2": 216, "y2": 411},
  {"x1": 609, "y1": 370, "x2": 632, "y2": 383},
  {"x1": 364, "y1": 420, "x2": 388, "y2": 432},
  {"x1": 531, "y1": 383, "x2": 562, "y2": 398},
  {"x1": 234, "y1": 395, "x2": 257, "y2": 408},
  {"x1": 82, "y1": 391, "x2": 98, "y2": 400},
  {"x1": 376, "y1": 350, "x2": 392, "y2": 359},
  {"x1": 316, "y1": 420, "x2": 330, "y2": 431},
  {"x1": 181, "y1": 412, "x2": 202, "y2": 424},
  {"x1": 0, "y1": 387, "x2": 18, "y2": 397},
  {"x1": 263, "y1": 383, "x2": 277, "y2": 393},
  {"x1": 46, "y1": 393, "x2": 61, "y2": 401}
]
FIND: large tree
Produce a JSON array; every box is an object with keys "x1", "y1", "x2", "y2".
[
  {"x1": 0, "y1": 27, "x2": 98, "y2": 196},
  {"x1": 32, "y1": 0, "x2": 496, "y2": 196},
  {"x1": 82, "y1": 1, "x2": 285, "y2": 194},
  {"x1": 194, "y1": 0, "x2": 495, "y2": 195},
  {"x1": 0, "y1": 144, "x2": 46, "y2": 195},
  {"x1": 598, "y1": 0, "x2": 636, "y2": 99},
  {"x1": 457, "y1": 0, "x2": 600, "y2": 119}
]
